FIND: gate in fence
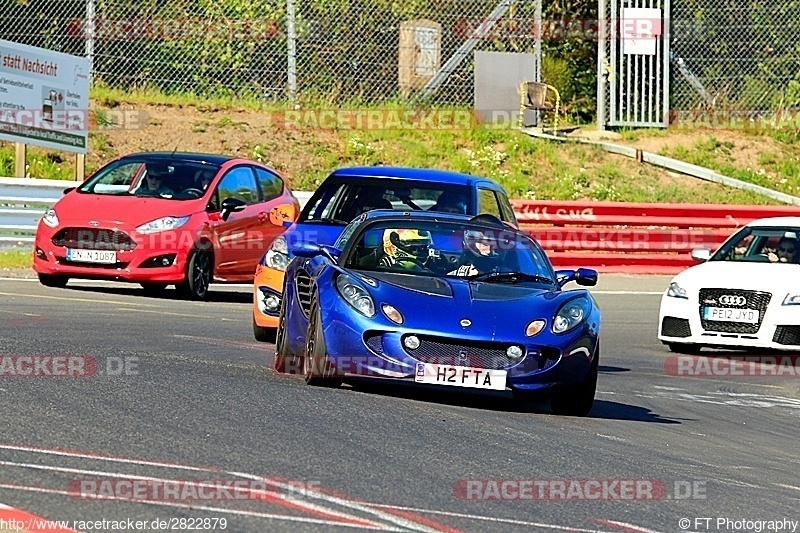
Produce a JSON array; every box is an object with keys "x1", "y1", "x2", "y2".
[{"x1": 597, "y1": 0, "x2": 671, "y2": 128}]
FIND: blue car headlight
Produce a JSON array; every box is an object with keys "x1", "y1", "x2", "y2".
[
  {"x1": 666, "y1": 281, "x2": 688, "y2": 299},
  {"x1": 265, "y1": 235, "x2": 290, "y2": 271},
  {"x1": 336, "y1": 274, "x2": 375, "y2": 317},
  {"x1": 552, "y1": 297, "x2": 590, "y2": 334}
]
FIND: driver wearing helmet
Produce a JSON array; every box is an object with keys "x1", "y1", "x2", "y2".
[
  {"x1": 449, "y1": 229, "x2": 501, "y2": 277},
  {"x1": 378, "y1": 229, "x2": 435, "y2": 271}
]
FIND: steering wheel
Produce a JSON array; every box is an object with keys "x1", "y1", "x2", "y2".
[{"x1": 182, "y1": 188, "x2": 204, "y2": 198}]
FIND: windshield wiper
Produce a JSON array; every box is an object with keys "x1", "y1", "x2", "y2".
[
  {"x1": 469, "y1": 271, "x2": 554, "y2": 284},
  {"x1": 301, "y1": 218, "x2": 351, "y2": 225}
]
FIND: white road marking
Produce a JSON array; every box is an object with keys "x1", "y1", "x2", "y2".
[
  {"x1": 596, "y1": 519, "x2": 664, "y2": 533},
  {"x1": 362, "y1": 503, "x2": 620, "y2": 533},
  {"x1": 0, "y1": 443, "x2": 437, "y2": 533},
  {"x1": 0, "y1": 483, "x2": 392, "y2": 530},
  {"x1": 0, "y1": 459, "x2": 383, "y2": 529}
]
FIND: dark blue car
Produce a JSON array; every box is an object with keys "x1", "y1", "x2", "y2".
[
  {"x1": 253, "y1": 166, "x2": 518, "y2": 341},
  {"x1": 274, "y1": 210, "x2": 601, "y2": 416}
]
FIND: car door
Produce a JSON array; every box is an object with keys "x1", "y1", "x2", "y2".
[
  {"x1": 251, "y1": 166, "x2": 293, "y2": 267},
  {"x1": 207, "y1": 165, "x2": 261, "y2": 278}
]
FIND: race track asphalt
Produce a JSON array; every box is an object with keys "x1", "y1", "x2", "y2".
[{"x1": 0, "y1": 274, "x2": 798, "y2": 532}]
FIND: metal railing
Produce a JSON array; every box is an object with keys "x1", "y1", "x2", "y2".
[
  {"x1": 0, "y1": 179, "x2": 312, "y2": 245},
  {"x1": 0, "y1": 178, "x2": 81, "y2": 244}
]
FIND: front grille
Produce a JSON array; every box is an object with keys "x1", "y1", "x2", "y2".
[
  {"x1": 698, "y1": 288, "x2": 771, "y2": 334},
  {"x1": 295, "y1": 269, "x2": 313, "y2": 318},
  {"x1": 52, "y1": 228, "x2": 136, "y2": 251},
  {"x1": 661, "y1": 316, "x2": 691, "y2": 338},
  {"x1": 409, "y1": 337, "x2": 512, "y2": 369},
  {"x1": 773, "y1": 326, "x2": 800, "y2": 346},
  {"x1": 366, "y1": 333, "x2": 560, "y2": 372}
]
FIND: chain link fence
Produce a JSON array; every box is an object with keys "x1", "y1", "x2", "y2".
[
  {"x1": 0, "y1": 0, "x2": 543, "y2": 106},
  {"x1": 2, "y1": 0, "x2": 798, "y2": 115},
  {"x1": 670, "y1": 1, "x2": 800, "y2": 117}
]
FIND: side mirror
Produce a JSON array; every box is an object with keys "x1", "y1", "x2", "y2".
[
  {"x1": 63, "y1": 187, "x2": 75, "y2": 195},
  {"x1": 555, "y1": 268, "x2": 598, "y2": 288},
  {"x1": 267, "y1": 203, "x2": 298, "y2": 227},
  {"x1": 690, "y1": 247, "x2": 711, "y2": 263},
  {"x1": 291, "y1": 243, "x2": 340, "y2": 263},
  {"x1": 220, "y1": 197, "x2": 247, "y2": 221},
  {"x1": 575, "y1": 267, "x2": 598, "y2": 286}
]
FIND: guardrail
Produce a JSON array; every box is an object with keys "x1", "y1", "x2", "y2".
[
  {"x1": 0, "y1": 178, "x2": 311, "y2": 246},
  {"x1": 0, "y1": 177, "x2": 81, "y2": 244},
  {"x1": 2, "y1": 178, "x2": 795, "y2": 274},
  {"x1": 514, "y1": 200, "x2": 800, "y2": 273}
]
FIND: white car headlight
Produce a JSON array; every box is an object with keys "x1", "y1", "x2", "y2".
[
  {"x1": 265, "y1": 236, "x2": 290, "y2": 271},
  {"x1": 136, "y1": 216, "x2": 190, "y2": 234},
  {"x1": 42, "y1": 208, "x2": 59, "y2": 228},
  {"x1": 666, "y1": 281, "x2": 688, "y2": 299},
  {"x1": 552, "y1": 297, "x2": 590, "y2": 334},
  {"x1": 336, "y1": 274, "x2": 375, "y2": 317},
  {"x1": 782, "y1": 293, "x2": 800, "y2": 305}
]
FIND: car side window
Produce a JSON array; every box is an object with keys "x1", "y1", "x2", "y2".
[
  {"x1": 496, "y1": 191, "x2": 518, "y2": 225},
  {"x1": 215, "y1": 166, "x2": 259, "y2": 207},
  {"x1": 477, "y1": 188, "x2": 502, "y2": 219},
  {"x1": 255, "y1": 167, "x2": 284, "y2": 201},
  {"x1": 302, "y1": 182, "x2": 348, "y2": 221}
]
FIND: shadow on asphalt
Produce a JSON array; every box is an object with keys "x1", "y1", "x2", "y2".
[
  {"x1": 344, "y1": 379, "x2": 683, "y2": 423},
  {"x1": 63, "y1": 284, "x2": 252, "y2": 304},
  {"x1": 587, "y1": 400, "x2": 685, "y2": 424},
  {"x1": 598, "y1": 365, "x2": 630, "y2": 373}
]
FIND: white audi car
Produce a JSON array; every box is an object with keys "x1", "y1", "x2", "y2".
[{"x1": 659, "y1": 217, "x2": 800, "y2": 353}]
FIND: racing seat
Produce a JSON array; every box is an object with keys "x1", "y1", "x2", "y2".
[{"x1": 354, "y1": 229, "x2": 385, "y2": 268}]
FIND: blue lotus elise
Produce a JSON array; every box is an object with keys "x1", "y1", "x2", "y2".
[{"x1": 273, "y1": 210, "x2": 601, "y2": 416}]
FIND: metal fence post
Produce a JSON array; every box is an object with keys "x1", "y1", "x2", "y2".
[
  {"x1": 596, "y1": 0, "x2": 606, "y2": 130},
  {"x1": 287, "y1": 0, "x2": 297, "y2": 102},
  {"x1": 85, "y1": 0, "x2": 95, "y2": 83}
]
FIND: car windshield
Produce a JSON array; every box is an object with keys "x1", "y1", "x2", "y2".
[
  {"x1": 78, "y1": 159, "x2": 220, "y2": 200},
  {"x1": 711, "y1": 226, "x2": 800, "y2": 264},
  {"x1": 299, "y1": 179, "x2": 470, "y2": 224},
  {"x1": 343, "y1": 219, "x2": 554, "y2": 282}
]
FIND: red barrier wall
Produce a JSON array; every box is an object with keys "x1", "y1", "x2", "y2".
[{"x1": 511, "y1": 200, "x2": 800, "y2": 274}]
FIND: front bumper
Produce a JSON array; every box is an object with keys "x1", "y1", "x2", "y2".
[
  {"x1": 253, "y1": 263, "x2": 285, "y2": 329},
  {"x1": 658, "y1": 291, "x2": 800, "y2": 351},
  {"x1": 33, "y1": 223, "x2": 191, "y2": 284},
  {"x1": 317, "y1": 315, "x2": 596, "y2": 394}
]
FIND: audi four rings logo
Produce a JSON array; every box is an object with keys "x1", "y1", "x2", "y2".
[{"x1": 719, "y1": 295, "x2": 747, "y2": 306}]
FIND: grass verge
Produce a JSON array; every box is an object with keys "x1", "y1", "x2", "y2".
[{"x1": 0, "y1": 249, "x2": 32, "y2": 269}]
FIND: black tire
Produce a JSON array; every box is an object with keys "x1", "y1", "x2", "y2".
[
  {"x1": 667, "y1": 342, "x2": 703, "y2": 354},
  {"x1": 176, "y1": 248, "x2": 212, "y2": 300},
  {"x1": 303, "y1": 295, "x2": 340, "y2": 387},
  {"x1": 550, "y1": 344, "x2": 599, "y2": 417},
  {"x1": 38, "y1": 273, "x2": 68, "y2": 288},
  {"x1": 253, "y1": 314, "x2": 277, "y2": 343},
  {"x1": 273, "y1": 294, "x2": 299, "y2": 374},
  {"x1": 140, "y1": 282, "x2": 168, "y2": 295}
]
